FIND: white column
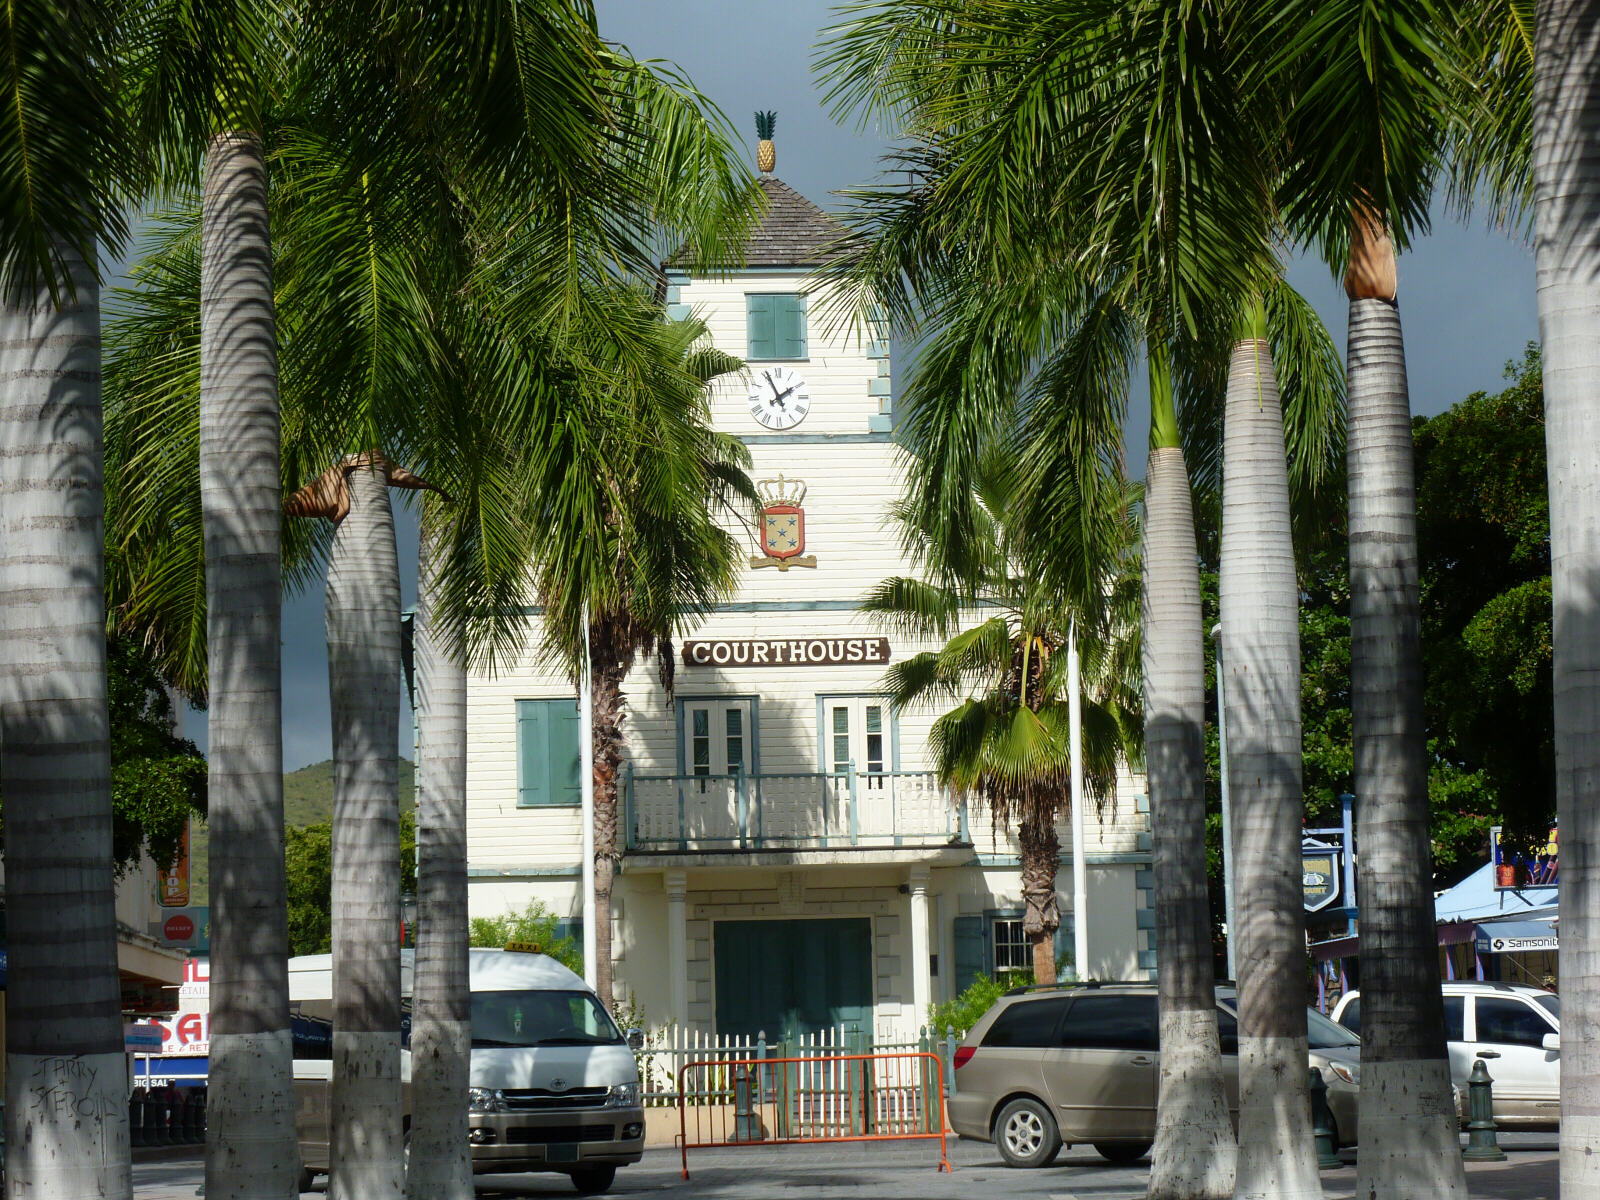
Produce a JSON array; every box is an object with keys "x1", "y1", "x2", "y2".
[
  {"x1": 909, "y1": 866, "x2": 932, "y2": 1031},
  {"x1": 580, "y1": 604, "x2": 598, "y2": 988},
  {"x1": 666, "y1": 869, "x2": 688, "y2": 1030},
  {"x1": 1068, "y1": 621, "x2": 1089, "y2": 980}
]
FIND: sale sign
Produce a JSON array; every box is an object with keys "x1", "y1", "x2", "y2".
[{"x1": 152, "y1": 957, "x2": 211, "y2": 1057}]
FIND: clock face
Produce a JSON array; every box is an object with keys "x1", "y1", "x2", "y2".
[{"x1": 747, "y1": 366, "x2": 810, "y2": 430}]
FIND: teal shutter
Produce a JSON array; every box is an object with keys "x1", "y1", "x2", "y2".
[
  {"x1": 777, "y1": 294, "x2": 807, "y2": 359},
  {"x1": 517, "y1": 699, "x2": 582, "y2": 807},
  {"x1": 952, "y1": 915, "x2": 986, "y2": 995},
  {"x1": 747, "y1": 294, "x2": 776, "y2": 359},
  {"x1": 517, "y1": 700, "x2": 549, "y2": 808},
  {"x1": 550, "y1": 700, "x2": 583, "y2": 806}
]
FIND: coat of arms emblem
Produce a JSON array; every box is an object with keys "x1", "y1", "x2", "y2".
[{"x1": 751, "y1": 475, "x2": 817, "y2": 571}]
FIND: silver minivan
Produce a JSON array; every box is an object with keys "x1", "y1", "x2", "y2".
[
  {"x1": 291, "y1": 948, "x2": 645, "y2": 1194},
  {"x1": 947, "y1": 982, "x2": 1361, "y2": 1168}
]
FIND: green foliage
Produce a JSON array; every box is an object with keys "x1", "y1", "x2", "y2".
[
  {"x1": 1195, "y1": 345, "x2": 1551, "y2": 928},
  {"x1": 468, "y1": 898, "x2": 582, "y2": 977},
  {"x1": 284, "y1": 809, "x2": 416, "y2": 957},
  {"x1": 929, "y1": 972, "x2": 1030, "y2": 1035},
  {"x1": 105, "y1": 637, "x2": 207, "y2": 874}
]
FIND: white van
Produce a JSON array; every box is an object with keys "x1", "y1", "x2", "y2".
[{"x1": 290, "y1": 948, "x2": 645, "y2": 1194}]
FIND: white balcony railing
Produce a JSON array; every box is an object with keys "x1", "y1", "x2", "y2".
[{"x1": 623, "y1": 767, "x2": 968, "y2": 852}]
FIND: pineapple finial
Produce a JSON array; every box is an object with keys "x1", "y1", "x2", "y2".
[{"x1": 755, "y1": 110, "x2": 776, "y2": 174}]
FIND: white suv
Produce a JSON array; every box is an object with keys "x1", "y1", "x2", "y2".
[{"x1": 1330, "y1": 982, "x2": 1559, "y2": 1128}]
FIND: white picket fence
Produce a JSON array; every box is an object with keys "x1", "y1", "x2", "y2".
[{"x1": 630, "y1": 1024, "x2": 967, "y2": 1108}]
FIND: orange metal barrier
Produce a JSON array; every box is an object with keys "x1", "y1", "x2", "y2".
[{"x1": 677, "y1": 1050, "x2": 953, "y2": 1178}]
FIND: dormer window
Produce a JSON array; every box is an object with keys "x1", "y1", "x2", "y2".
[{"x1": 747, "y1": 293, "x2": 807, "y2": 361}]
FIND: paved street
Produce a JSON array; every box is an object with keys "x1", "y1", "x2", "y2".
[{"x1": 134, "y1": 1134, "x2": 1559, "y2": 1200}]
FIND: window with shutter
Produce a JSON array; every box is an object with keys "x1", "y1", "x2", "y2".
[
  {"x1": 516, "y1": 698, "x2": 583, "y2": 807},
  {"x1": 952, "y1": 915, "x2": 987, "y2": 994},
  {"x1": 747, "y1": 293, "x2": 806, "y2": 360}
]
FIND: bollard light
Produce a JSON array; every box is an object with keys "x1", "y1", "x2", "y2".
[
  {"x1": 1308, "y1": 1068, "x2": 1341, "y2": 1169},
  {"x1": 1462, "y1": 1059, "x2": 1507, "y2": 1162}
]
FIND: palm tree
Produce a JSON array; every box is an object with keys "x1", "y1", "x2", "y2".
[
  {"x1": 0, "y1": 3, "x2": 138, "y2": 1194},
  {"x1": 284, "y1": 454, "x2": 438, "y2": 1200},
  {"x1": 819, "y1": 6, "x2": 1342, "y2": 1194},
  {"x1": 1526, "y1": 0, "x2": 1600, "y2": 1186},
  {"x1": 522, "y1": 297, "x2": 753, "y2": 1010},
  {"x1": 867, "y1": 457, "x2": 1141, "y2": 985},
  {"x1": 407, "y1": 523, "x2": 473, "y2": 1198},
  {"x1": 1218, "y1": 307, "x2": 1320, "y2": 1199},
  {"x1": 1269, "y1": 3, "x2": 1468, "y2": 1189}
]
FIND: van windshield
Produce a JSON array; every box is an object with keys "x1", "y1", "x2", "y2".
[{"x1": 470, "y1": 990, "x2": 624, "y2": 1048}]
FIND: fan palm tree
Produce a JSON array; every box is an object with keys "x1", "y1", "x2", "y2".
[
  {"x1": 522, "y1": 296, "x2": 754, "y2": 1011},
  {"x1": 1525, "y1": 0, "x2": 1600, "y2": 1186},
  {"x1": 0, "y1": 3, "x2": 141, "y2": 1194},
  {"x1": 867, "y1": 456, "x2": 1141, "y2": 984},
  {"x1": 819, "y1": 6, "x2": 1342, "y2": 1195}
]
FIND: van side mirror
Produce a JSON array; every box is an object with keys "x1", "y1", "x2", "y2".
[
  {"x1": 627, "y1": 1028, "x2": 645, "y2": 1051},
  {"x1": 1542, "y1": 1032, "x2": 1561, "y2": 1053}
]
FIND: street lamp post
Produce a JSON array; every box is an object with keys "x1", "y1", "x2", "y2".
[
  {"x1": 1212, "y1": 623, "x2": 1237, "y2": 980},
  {"x1": 1068, "y1": 621, "x2": 1089, "y2": 980},
  {"x1": 580, "y1": 603, "x2": 598, "y2": 989}
]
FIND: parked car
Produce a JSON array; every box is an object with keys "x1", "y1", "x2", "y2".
[
  {"x1": 290, "y1": 947, "x2": 646, "y2": 1195},
  {"x1": 1330, "y1": 981, "x2": 1559, "y2": 1128},
  {"x1": 947, "y1": 982, "x2": 1361, "y2": 1168}
]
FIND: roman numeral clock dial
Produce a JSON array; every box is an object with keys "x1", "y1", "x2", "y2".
[{"x1": 747, "y1": 366, "x2": 810, "y2": 430}]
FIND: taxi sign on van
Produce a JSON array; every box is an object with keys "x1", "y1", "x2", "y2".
[{"x1": 504, "y1": 941, "x2": 543, "y2": 954}]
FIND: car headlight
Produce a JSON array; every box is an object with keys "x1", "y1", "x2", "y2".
[
  {"x1": 468, "y1": 1087, "x2": 506, "y2": 1113},
  {"x1": 1327, "y1": 1062, "x2": 1359, "y2": 1087},
  {"x1": 606, "y1": 1082, "x2": 640, "y2": 1108}
]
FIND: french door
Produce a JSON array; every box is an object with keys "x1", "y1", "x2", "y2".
[
  {"x1": 682, "y1": 699, "x2": 753, "y2": 778},
  {"x1": 823, "y1": 697, "x2": 889, "y2": 785}
]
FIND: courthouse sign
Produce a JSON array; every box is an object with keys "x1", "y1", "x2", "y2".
[{"x1": 682, "y1": 637, "x2": 890, "y2": 667}]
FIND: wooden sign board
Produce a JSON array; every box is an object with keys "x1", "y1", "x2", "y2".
[{"x1": 681, "y1": 637, "x2": 890, "y2": 667}]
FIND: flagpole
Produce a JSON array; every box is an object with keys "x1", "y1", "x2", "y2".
[
  {"x1": 580, "y1": 603, "x2": 598, "y2": 988},
  {"x1": 1068, "y1": 620, "x2": 1089, "y2": 979}
]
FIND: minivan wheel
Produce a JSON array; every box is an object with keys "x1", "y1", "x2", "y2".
[
  {"x1": 1093, "y1": 1140, "x2": 1151, "y2": 1164},
  {"x1": 571, "y1": 1164, "x2": 617, "y2": 1195},
  {"x1": 994, "y1": 1097, "x2": 1062, "y2": 1168}
]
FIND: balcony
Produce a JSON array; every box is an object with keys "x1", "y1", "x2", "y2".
[{"x1": 623, "y1": 768, "x2": 969, "y2": 853}]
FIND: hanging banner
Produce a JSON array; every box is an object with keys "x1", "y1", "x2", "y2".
[{"x1": 158, "y1": 822, "x2": 191, "y2": 907}]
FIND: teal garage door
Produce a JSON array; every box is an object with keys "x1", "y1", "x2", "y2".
[{"x1": 713, "y1": 918, "x2": 873, "y2": 1041}]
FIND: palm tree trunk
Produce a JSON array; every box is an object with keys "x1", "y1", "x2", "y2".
[
  {"x1": 406, "y1": 524, "x2": 472, "y2": 1200},
  {"x1": 1144, "y1": 436, "x2": 1235, "y2": 1200},
  {"x1": 199, "y1": 132, "x2": 297, "y2": 1200},
  {"x1": 326, "y1": 463, "x2": 404, "y2": 1200},
  {"x1": 1018, "y1": 809, "x2": 1061, "y2": 985},
  {"x1": 0, "y1": 247, "x2": 132, "y2": 1200},
  {"x1": 1346, "y1": 269, "x2": 1465, "y2": 1196},
  {"x1": 590, "y1": 629, "x2": 629, "y2": 1011},
  {"x1": 1532, "y1": 3, "x2": 1600, "y2": 1188},
  {"x1": 1219, "y1": 330, "x2": 1319, "y2": 1200}
]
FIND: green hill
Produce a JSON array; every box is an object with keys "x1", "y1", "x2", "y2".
[{"x1": 189, "y1": 758, "x2": 414, "y2": 903}]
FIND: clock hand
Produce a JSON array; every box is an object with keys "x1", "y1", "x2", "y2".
[
  {"x1": 774, "y1": 384, "x2": 800, "y2": 402},
  {"x1": 767, "y1": 375, "x2": 782, "y2": 400}
]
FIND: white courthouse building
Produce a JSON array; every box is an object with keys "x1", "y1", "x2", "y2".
[{"x1": 461, "y1": 167, "x2": 1153, "y2": 1042}]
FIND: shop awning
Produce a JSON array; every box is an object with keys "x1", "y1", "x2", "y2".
[{"x1": 1475, "y1": 920, "x2": 1558, "y2": 954}]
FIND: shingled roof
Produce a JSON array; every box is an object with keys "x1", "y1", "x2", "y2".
[
  {"x1": 743, "y1": 177, "x2": 847, "y2": 267},
  {"x1": 670, "y1": 176, "x2": 849, "y2": 271}
]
